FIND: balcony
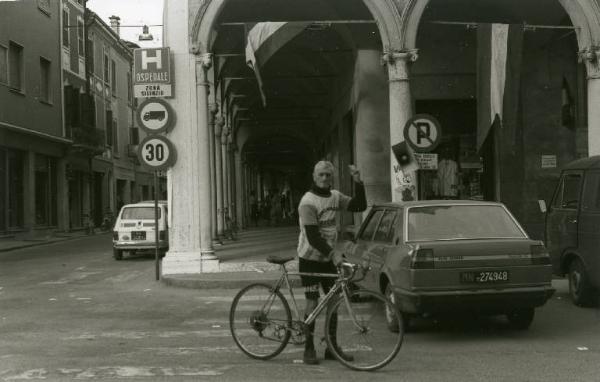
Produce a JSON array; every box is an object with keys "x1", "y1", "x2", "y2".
[{"x1": 70, "y1": 126, "x2": 106, "y2": 155}]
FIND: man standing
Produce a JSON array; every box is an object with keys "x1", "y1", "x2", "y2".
[{"x1": 297, "y1": 160, "x2": 367, "y2": 365}]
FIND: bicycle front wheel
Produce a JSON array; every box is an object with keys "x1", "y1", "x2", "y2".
[
  {"x1": 325, "y1": 289, "x2": 404, "y2": 371},
  {"x1": 229, "y1": 283, "x2": 292, "y2": 360}
]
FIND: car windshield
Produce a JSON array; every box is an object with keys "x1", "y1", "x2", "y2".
[
  {"x1": 407, "y1": 205, "x2": 525, "y2": 241},
  {"x1": 121, "y1": 207, "x2": 161, "y2": 220}
]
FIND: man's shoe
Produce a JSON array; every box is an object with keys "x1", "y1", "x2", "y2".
[
  {"x1": 303, "y1": 348, "x2": 320, "y2": 365},
  {"x1": 324, "y1": 347, "x2": 354, "y2": 362}
]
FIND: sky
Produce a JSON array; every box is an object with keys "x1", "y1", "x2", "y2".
[{"x1": 86, "y1": 0, "x2": 164, "y2": 48}]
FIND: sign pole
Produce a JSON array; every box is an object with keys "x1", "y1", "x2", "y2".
[{"x1": 154, "y1": 170, "x2": 160, "y2": 281}]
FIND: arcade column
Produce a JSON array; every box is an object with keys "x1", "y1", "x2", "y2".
[{"x1": 384, "y1": 50, "x2": 419, "y2": 202}]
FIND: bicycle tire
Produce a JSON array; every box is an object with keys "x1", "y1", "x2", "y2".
[
  {"x1": 230, "y1": 283, "x2": 292, "y2": 360},
  {"x1": 325, "y1": 289, "x2": 404, "y2": 371}
]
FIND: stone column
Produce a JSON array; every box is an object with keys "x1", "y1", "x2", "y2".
[
  {"x1": 583, "y1": 49, "x2": 600, "y2": 155},
  {"x1": 194, "y1": 54, "x2": 216, "y2": 266},
  {"x1": 384, "y1": 51, "x2": 419, "y2": 202},
  {"x1": 234, "y1": 147, "x2": 243, "y2": 228},
  {"x1": 214, "y1": 116, "x2": 225, "y2": 238},
  {"x1": 221, "y1": 126, "x2": 230, "y2": 225},
  {"x1": 208, "y1": 103, "x2": 218, "y2": 244}
]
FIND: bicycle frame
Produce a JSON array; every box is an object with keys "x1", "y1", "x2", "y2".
[{"x1": 270, "y1": 263, "x2": 364, "y2": 332}]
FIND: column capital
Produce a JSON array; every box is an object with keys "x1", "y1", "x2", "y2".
[
  {"x1": 208, "y1": 103, "x2": 219, "y2": 115},
  {"x1": 579, "y1": 47, "x2": 600, "y2": 79},
  {"x1": 214, "y1": 116, "x2": 225, "y2": 136},
  {"x1": 382, "y1": 50, "x2": 418, "y2": 82},
  {"x1": 196, "y1": 53, "x2": 213, "y2": 69}
]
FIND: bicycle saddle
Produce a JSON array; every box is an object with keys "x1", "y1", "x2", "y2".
[{"x1": 266, "y1": 255, "x2": 295, "y2": 264}]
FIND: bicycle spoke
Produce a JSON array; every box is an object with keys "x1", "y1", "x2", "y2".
[
  {"x1": 326, "y1": 289, "x2": 403, "y2": 371},
  {"x1": 230, "y1": 283, "x2": 292, "y2": 360}
]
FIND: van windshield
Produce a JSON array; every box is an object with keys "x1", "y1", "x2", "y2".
[{"x1": 121, "y1": 207, "x2": 161, "y2": 220}]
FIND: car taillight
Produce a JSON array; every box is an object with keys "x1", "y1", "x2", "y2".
[
  {"x1": 113, "y1": 231, "x2": 119, "y2": 240},
  {"x1": 159, "y1": 230, "x2": 166, "y2": 240},
  {"x1": 411, "y1": 248, "x2": 434, "y2": 269},
  {"x1": 530, "y1": 244, "x2": 551, "y2": 265}
]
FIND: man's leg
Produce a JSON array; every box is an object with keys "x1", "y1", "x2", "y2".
[
  {"x1": 299, "y1": 258, "x2": 321, "y2": 365},
  {"x1": 321, "y1": 262, "x2": 354, "y2": 362}
]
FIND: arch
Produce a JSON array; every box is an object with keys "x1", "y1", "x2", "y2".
[
  {"x1": 190, "y1": 0, "x2": 406, "y2": 54},
  {"x1": 401, "y1": 0, "x2": 600, "y2": 53}
]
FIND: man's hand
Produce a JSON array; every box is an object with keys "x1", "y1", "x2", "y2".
[
  {"x1": 348, "y1": 164, "x2": 362, "y2": 183},
  {"x1": 331, "y1": 250, "x2": 346, "y2": 267}
]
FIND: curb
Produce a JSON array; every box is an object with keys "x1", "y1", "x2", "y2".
[{"x1": 161, "y1": 272, "x2": 302, "y2": 290}]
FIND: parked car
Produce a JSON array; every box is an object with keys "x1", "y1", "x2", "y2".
[
  {"x1": 542, "y1": 156, "x2": 600, "y2": 306},
  {"x1": 339, "y1": 200, "x2": 554, "y2": 331},
  {"x1": 112, "y1": 201, "x2": 169, "y2": 260}
]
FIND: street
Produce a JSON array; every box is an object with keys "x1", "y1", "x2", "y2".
[{"x1": 1, "y1": 236, "x2": 599, "y2": 382}]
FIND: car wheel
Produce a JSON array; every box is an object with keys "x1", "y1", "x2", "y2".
[
  {"x1": 384, "y1": 284, "x2": 399, "y2": 332},
  {"x1": 568, "y1": 258, "x2": 595, "y2": 307},
  {"x1": 506, "y1": 308, "x2": 535, "y2": 330},
  {"x1": 113, "y1": 248, "x2": 123, "y2": 261}
]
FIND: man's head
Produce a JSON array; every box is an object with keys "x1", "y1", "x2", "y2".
[{"x1": 313, "y1": 160, "x2": 334, "y2": 189}]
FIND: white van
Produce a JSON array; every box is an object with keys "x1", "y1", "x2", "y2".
[{"x1": 112, "y1": 201, "x2": 168, "y2": 260}]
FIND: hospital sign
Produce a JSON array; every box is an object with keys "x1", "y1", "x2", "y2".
[{"x1": 133, "y1": 48, "x2": 172, "y2": 98}]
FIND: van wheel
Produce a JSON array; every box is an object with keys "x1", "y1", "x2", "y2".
[
  {"x1": 569, "y1": 258, "x2": 595, "y2": 307},
  {"x1": 113, "y1": 248, "x2": 123, "y2": 261},
  {"x1": 506, "y1": 308, "x2": 535, "y2": 330}
]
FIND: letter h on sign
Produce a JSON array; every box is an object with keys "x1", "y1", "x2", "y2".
[{"x1": 141, "y1": 50, "x2": 162, "y2": 70}]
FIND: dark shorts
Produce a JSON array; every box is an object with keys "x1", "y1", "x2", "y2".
[{"x1": 299, "y1": 257, "x2": 337, "y2": 300}]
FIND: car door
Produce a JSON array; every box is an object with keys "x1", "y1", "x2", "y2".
[
  {"x1": 346, "y1": 209, "x2": 384, "y2": 290},
  {"x1": 367, "y1": 209, "x2": 400, "y2": 289},
  {"x1": 577, "y1": 170, "x2": 600, "y2": 289},
  {"x1": 546, "y1": 171, "x2": 582, "y2": 274}
]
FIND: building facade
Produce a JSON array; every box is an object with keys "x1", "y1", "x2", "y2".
[
  {"x1": 160, "y1": 0, "x2": 600, "y2": 275},
  {"x1": 0, "y1": 0, "x2": 66, "y2": 237}
]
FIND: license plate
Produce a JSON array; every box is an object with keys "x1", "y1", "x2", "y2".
[
  {"x1": 460, "y1": 270, "x2": 509, "y2": 284},
  {"x1": 131, "y1": 231, "x2": 146, "y2": 240}
]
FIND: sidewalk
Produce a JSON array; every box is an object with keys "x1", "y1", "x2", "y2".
[
  {"x1": 162, "y1": 225, "x2": 302, "y2": 290},
  {"x1": 0, "y1": 230, "x2": 107, "y2": 252}
]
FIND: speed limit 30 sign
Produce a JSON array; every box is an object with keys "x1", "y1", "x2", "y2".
[{"x1": 138, "y1": 135, "x2": 177, "y2": 170}]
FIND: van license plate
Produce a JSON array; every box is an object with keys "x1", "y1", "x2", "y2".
[
  {"x1": 132, "y1": 231, "x2": 146, "y2": 240},
  {"x1": 460, "y1": 270, "x2": 509, "y2": 284}
]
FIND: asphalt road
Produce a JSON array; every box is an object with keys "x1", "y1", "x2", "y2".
[{"x1": 0, "y1": 235, "x2": 599, "y2": 382}]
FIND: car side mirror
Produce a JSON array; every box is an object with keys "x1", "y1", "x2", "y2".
[{"x1": 538, "y1": 200, "x2": 547, "y2": 214}]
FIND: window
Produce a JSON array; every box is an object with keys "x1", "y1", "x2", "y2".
[
  {"x1": 8, "y1": 41, "x2": 23, "y2": 91},
  {"x1": 373, "y1": 210, "x2": 397, "y2": 243},
  {"x1": 581, "y1": 172, "x2": 600, "y2": 211},
  {"x1": 103, "y1": 50, "x2": 109, "y2": 84},
  {"x1": 113, "y1": 119, "x2": 118, "y2": 152},
  {"x1": 62, "y1": 8, "x2": 69, "y2": 47},
  {"x1": 0, "y1": 45, "x2": 7, "y2": 84},
  {"x1": 39, "y1": 57, "x2": 51, "y2": 103},
  {"x1": 358, "y1": 210, "x2": 384, "y2": 241},
  {"x1": 127, "y1": 71, "x2": 132, "y2": 103},
  {"x1": 552, "y1": 173, "x2": 582, "y2": 210},
  {"x1": 77, "y1": 19, "x2": 84, "y2": 57},
  {"x1": 106, "y1": 110, "x2": 113, "y2": 146},
  {"x1": 86, "y1": 38, "x2": 94, "y2": 73},
  {"x1": 111, "y1": 60, "x2": 116, "y2": 95}
]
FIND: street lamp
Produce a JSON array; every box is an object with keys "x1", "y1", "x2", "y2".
[{"x1": 138, "y1": 25, "x2": 153, "y2": 41}]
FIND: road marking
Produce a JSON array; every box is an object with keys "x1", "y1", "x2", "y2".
[{"x1": 3, "y1": 366, "x2": 232, "y2": 380}]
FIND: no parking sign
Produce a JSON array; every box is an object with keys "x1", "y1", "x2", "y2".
[{"x1": 403, "y1": 114, "x2": 442, "y2": 153}]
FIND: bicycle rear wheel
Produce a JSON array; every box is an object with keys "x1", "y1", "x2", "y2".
[
  {"x1": 325, "y1": 289, "x2": 404, "y2": 371},
  {"x1": 229, "y1": 283, "x2": 292, "y2": 360}
]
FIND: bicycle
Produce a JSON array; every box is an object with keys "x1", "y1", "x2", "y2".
[{"x1": 229, "y1": 256, "x2": 404, "y2": 371}]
